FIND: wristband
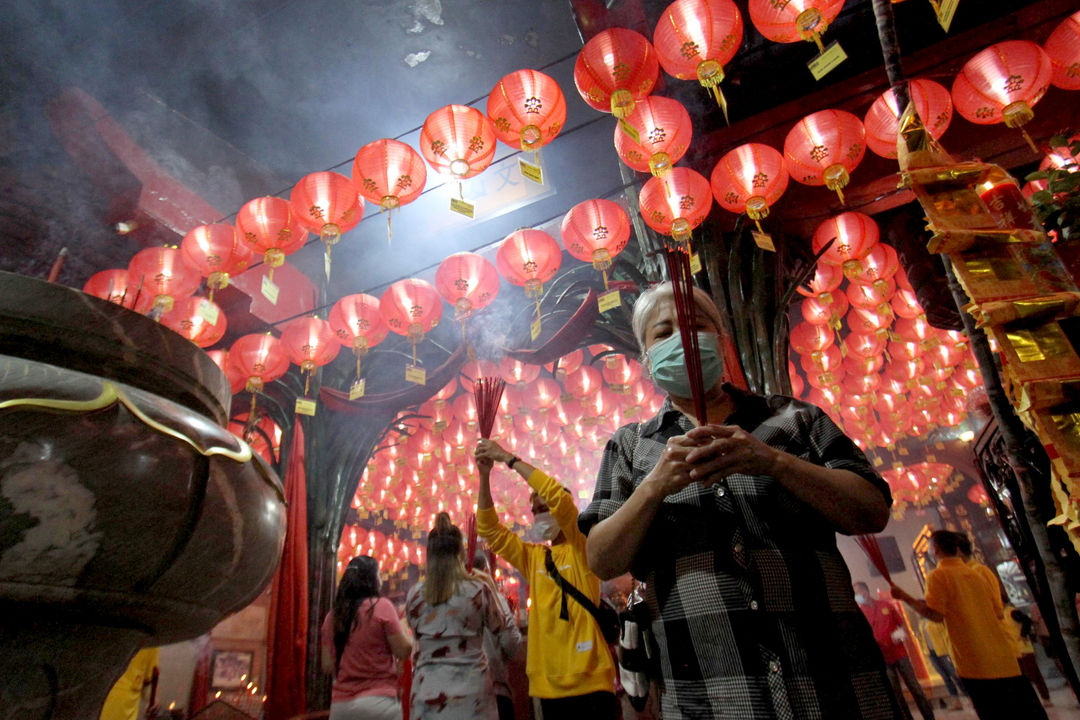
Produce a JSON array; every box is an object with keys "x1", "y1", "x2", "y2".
[{"x1": 507, "y1": 455, "x2": 521, "y2": 470}]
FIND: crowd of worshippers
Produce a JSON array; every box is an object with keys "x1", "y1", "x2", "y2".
[{"x1": 321, "y1": 283, "x2": 1057, "y2": 720}]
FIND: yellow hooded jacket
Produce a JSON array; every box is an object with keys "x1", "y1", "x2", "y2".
[{"x1": 477, "y1": 467, "x2": 616, "y2": 699}]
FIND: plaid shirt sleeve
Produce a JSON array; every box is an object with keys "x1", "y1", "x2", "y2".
[
  {"x1": 577, "y1": 423, "x2": 640, "y2": 536},
  {"x1": 805, "y1": 404, "x2": 893, "y2": 507}
]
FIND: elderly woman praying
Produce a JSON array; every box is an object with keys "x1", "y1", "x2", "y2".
[{"x1": 578, "y1": 281, "x2": 905, "y2": 720}]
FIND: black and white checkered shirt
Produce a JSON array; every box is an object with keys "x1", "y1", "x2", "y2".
[{"x1": 579, "y1": 387, "x2": 904, "y2": 720}]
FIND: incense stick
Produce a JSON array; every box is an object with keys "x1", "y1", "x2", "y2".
[
  {"x1": 855, "y1": 534, "x2": 891, "y2": 583},
  {"x1": 465, "y1": 512, "x2": 477, "y2": 572},
  {"x1": 474, "y1": 376, "x2": 506, "y2": 439},
  {"x1": 663, "y1": 247, "x2": 708, "y2": 424}
]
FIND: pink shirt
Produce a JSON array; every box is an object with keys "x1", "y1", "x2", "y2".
[{"x1": 320, "y1": 597, "x2": 401, "y2": 702}]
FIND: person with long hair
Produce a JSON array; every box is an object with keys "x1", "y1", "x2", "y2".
[
  {"x1": 320, "y1": 556, "x2": 413, "y2": 720},
  {"x1": 405, "y1": 512, "x2": 516, "y2": 720}
]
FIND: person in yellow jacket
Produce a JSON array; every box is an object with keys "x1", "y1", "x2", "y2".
[
  {"x1": 100, "y1": 647, "x2": 158, "y2": 720},
  {"x1": 474, "y1": 437, "x2": 617, "y2": 718}
]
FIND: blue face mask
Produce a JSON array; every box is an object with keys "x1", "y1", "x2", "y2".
[{"x1": 647, "y1": 331, "x2": 723, "y2": 398}]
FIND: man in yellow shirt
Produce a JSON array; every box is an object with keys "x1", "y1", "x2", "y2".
[
  {"x1": 100, "y1": 647, "x2": 159, "y2": 720},
  {"x1": 891, "y1": 531, "x2": 1046, "y2": 720},
  {"x1": 475, "y1": 438, "x2": 617, "y2": 718}
]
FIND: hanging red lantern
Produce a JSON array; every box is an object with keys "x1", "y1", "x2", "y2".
[
  {"x1": 486, "y1": 69, "x2": 566, "y2": 158},
  {"x1": 564, "y1": 365, "x2": 604, "y2": 400},
  {"x1": 547, "y1": 349, "x2": 584, "y2": 380},
  {"x1": 1046, "y1": 11, "x2": 1080, "y2": 91},
  {"x1": 228, "y1": 334, "x2": 290, "y2": 397},
  {"x1": 951, "y1": 40, "x2": 1052, "y2": 153},
  {"x1": 435, "y1": 251, "x2": 500, "y2": 320},
  {"x1": 499, "y1": 357, "x2": 541, "y2": 387},
  {"x1": 282, "y1": 316, "x2": 340, "y2": 396},
  {"x1": 352, "y1": 138, "x2": 427, "y2": 241},
  {"x1": 496, "y1": 229, "x2": 562, "y2": 324},
  {"x1": 785, "y1": 109, "x2": 865, "y2": 205},
  {"x1": 812, "y1": 211, "x2": 879, "y2": 278},
  {"x1": 602, "y1": 356, "x2": 643, "y2": 390},
  {"x1": 789, "y1": 321, "x2": 834, "y2": 356},
  {"x1": 801, "y1": 292, "x2": 848, "y2": 328},
  {"x1": 460, "y1": 359, "x2": 500, "y2": 394},
  {"x1": 573, "y1": 28, "x2": 660, "y2": 118},
  {"x1": 127, "y1": 246, "x2": 202, "y2": 314},
  {"x1": 289, "y1": 171, "x2": 363, "y2": 264},
  {"x1": 83, "y1": 269, "x2": 138, "y2": 308},
  {"x1": 420, "y1": 104, "x2": 497, "y2": 179},
  {"x1": 653, "y1": 0, "x2": 743, "y2": 121},
  {"x1": 845, "y1": 332, "x2": 887, "y2": 359},
  {"x1": 614, "y1": 96, "x2": 693, "y2": 177},
  {"x1": 161, "y1": 296, "x2": 227, "y2": 348},
  {"x1": 846, "y1": 306, "x2": 891, "y2": 338},
  {"x1": 381, "y1": 278, "x2": 443, "y2": 365},
  {"x1": 236, "y1": 196, "x2": 308, "y2": 282},
  {"x1": 796, "y1": 263, "x2": 844, "y2": 304},
  {"x1": 852, "y1": 243, "x2": 900, "y2": 294},
  {"x1": 864, "y1": 79, "x2": 953, "y2": 159},
  {"x1": 748, "y1": 0, "x2": 845, "y2": 54},
  {"x1": 560, "y1": 199, "x2": 630, "y2": 290},
  {"x1": 846, "y1": 280, "x2": 894, "y2": 316},
  {"x1": 710, "y1": 143, "x2": 789, "y2": 234},
  {"x1": 891, "y1": 287, "x2": 924, "y2": 319},
  {"x1": 329, "y1": 293, "x2": 389, "y2": 389},
  {"x1": 638, "y1": 167, "x2": 713, "y2": 244},
  {"x1": 179, "y1": 223, "x2": 252, "y2": 302}
]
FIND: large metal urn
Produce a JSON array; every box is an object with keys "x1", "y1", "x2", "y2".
[{"x1": 0, "y1": 272, "x2": 287, "y2": 719}]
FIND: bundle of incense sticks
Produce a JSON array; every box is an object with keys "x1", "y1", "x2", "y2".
[
  {"x1": 465, "y1": 512, "x2": 477, "y2": 572},
  {"x1": 474, "y1": 376, "x2": 506, "y2": 439},
  {"x1": 855, "y1": 534, "x2": 891, "y2": 583},
  {"x1": 663, "y1": 247, "x2": 707, "y2": 424}
]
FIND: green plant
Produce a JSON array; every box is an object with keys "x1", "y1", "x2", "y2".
[{"x1": 1025, "y1": 133, "x2": 1080, "y2": 242}]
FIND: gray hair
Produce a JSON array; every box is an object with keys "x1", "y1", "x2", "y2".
[{"x1": 631, "y1": 282, "x2": 726, "y2": 359}]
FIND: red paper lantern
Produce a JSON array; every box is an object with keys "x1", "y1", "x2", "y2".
[
  {"x1": 864, "y1": 79, "x2": 953, "y2": 159},
  {"x1": 951, "y1": 40, "x2": 1052, "y2": 152},
  {"x1": 236, "y1": 196, "x2": 309, "y2": 281},
  {"x1": 381, "y1": 278, "x2": 443, "y2": 350},
  {"x1": 852, "y1": 243, "x2": 899, "y2": 293},
  {"x1": 228, "y1": 333, "x2": 290, "y2": 394},
  {"x1": 573, "y1": 28, "x2": 660, "y2": 118},
  {"x1": 289, "y1": 171, "x2": 363, "y2": 253},
  {"x1": 638, "y1": 167, "x2": 713, "y2": 243},
  {"x1": 812, "y1": 212, "x2": 879, "y2": 278},
  {"x1": 748, "y1": 0, "x2": 845, "y2": 53},
  {"x1": 846, "y1": 279, "x2": 894, "y2": 313},
  {"x1": 179, "y1": 223, "x2": 252, "y2": 300},
  {"x1": 83, "y1": 269, "x2": 138, "y2": 308},
  {"x1": 1046, "y1": 11, "x2": 1080, "y2": 91},
  {"x1": 801, "y1": 293, "x2": 848, "y2": 328},
  {"x1": 161, "y1": 296, "x2": 227, "y2": 348},
  {"x1": 845, "y1": 332, "x2": 887, "y2": 359},
  {"x1": 547, "y1": 349, "x2": 584, "y2": 380},
  {"x1": 460, "y1": 359, "x2": 500, "y2": 394},
  {"x1": 499, "y1": 356, "x2": 541, "y2": 387},
  {"x1": 789, "y1": 321, "x2": 834, "y2": 356},
  {"x1": 602, "y1": 356, "x2": 642, "y2": 389},
  {"x1": 561, "y1": 199, "x2": 630, "y2": 288},
  {"x1": 352, "y1": 138, "x2": 427, "y2": 240},
  {"x1": 891, "y1": 287, "x2": 924, "y2": 319},
  {"x1": 435, "y1": 251, "x2": 500, "y2": 319},
  {"x1": 127, "y1": 246, "x2": 201, "y2": 314},
  {"x1": 614, "y1": 96, "x2": 693, "y2": 177},
  {"x1": 564, "y1": 365, "x2": 604, "y2": 400},
  {"x1": 496, "y1": 229, "x2": 562, "y2": 316},
  {"x1": 420, "y1": 104, "x2": 497, "y2": 179},
  {"x1": 796, "y1": 263, "x2": 844, "y2": 303},
  {"x1": 486, "y1": 69, "x2": 567, "y2": 153},
  {"x1": 282, "y1": 317, "x2": 340, "y2": 395},
  {"x1": 710, "y1": 143, "x2": 789, "y2": 233},
  {"x1": 653, "y1": 0, "x2": 743, "y2": 120},
  {"x1": 330, "y1": 293, "x2": 389, "y2": 385},
  {"x1": 784, "y1": 109, "x2": 865, "y2": 205},
  {"x1": 846, "y1": 306, "x2": 891, "y2": 338}
]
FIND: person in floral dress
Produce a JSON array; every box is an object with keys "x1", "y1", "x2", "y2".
[{"x1": 406, "y1": 512, "x2": 516, "y2": 720}]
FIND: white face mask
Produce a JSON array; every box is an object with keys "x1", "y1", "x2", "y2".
[
  {"x1": 532, "y1": 511, "x2": 560, "y2": 541},
  {"x1": 854, "y1": 594, "x2": 867, "y2": 605}
]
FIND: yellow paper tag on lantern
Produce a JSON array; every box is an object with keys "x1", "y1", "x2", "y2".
[
  {"x1": 530, "y1": 316, "x2": 542, "y2": 341},
  {"x1": 598, "y1": 289, "x2": 621, "y2": 313},
  {"x1": 617, "y1": 118, "x2": 640, "y2": 144},
  {"x1": 349, "y1": 379, "x2": 366, "y2": 400},
  {"x1": 412, "y1": 529, "x2": 422, "y2": 539},
  {"x1": 690, "y1": 253, "x2": 703, "y2": 274},
  {"x1": 295, "y1": 398, "x2": 317, "y2": 416},
  {"x1": 807, "y1": 41, "x2": 848, "y2": 81},
  {"x1": 519, "y1": 160, "x2": 544, "y2": 185},
  {"x1": 450, "y1": 197, "x2": 475, "y2": 218},
  {"x1": 405, "y1": 364, "x2": 427, "y2": 385},
  {"x1": 197, "y1": 298, "x2": 220, "y2": 324},
  {"x1": 752, "y1": 231, "x2": 776, "y2": 252},
  {"x1": 357, "y1": 509, "x2": 369, "y2": 519},
  {"x1": 261, "y1": 275, "x2": 280, "y2": 304},
  {"x1": 937, "y1": 0, "x2": 959, "y2": 32}
]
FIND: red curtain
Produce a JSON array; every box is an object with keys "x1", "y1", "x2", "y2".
[{"x1": 266, "y1": 417, "x2": 309, "y2": 720}]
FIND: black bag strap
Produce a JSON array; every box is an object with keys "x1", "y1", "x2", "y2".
[{"x1": 544, "y1": 547, "x2": 605, "y2": 626}]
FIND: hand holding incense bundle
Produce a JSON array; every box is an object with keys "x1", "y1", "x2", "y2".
[
  {"x1": 663, "y1": 247, "x2": 708, "y2": 424},
  {"x1": 855, "y1": 534, "x2": 891, "y2": 584},
  {"x1": 465, "y1": 512, "x2": 477, "y2": 572},
  {"x1": 473, "y1": 376, "x2": 506, "y2": 439}
]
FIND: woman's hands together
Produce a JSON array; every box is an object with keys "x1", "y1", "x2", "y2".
[
  {"x1": 647, "y1": 425, "x2": 784, "y2": 498},
  {"x1": 474, "y1": 438, "x2": 513, "y2": 469}
]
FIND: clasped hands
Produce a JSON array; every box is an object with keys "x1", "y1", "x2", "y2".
[
  {"x1": 474, "y1": 438, "x2": 512, "y2": 470},
  {"x1": 650, "y1": 424, "x2": 782, "y2": 497}
]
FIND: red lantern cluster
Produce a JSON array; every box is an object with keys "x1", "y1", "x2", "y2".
[{"x1": 881, "y1": 463, "x2": 959, "y2": 517}]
